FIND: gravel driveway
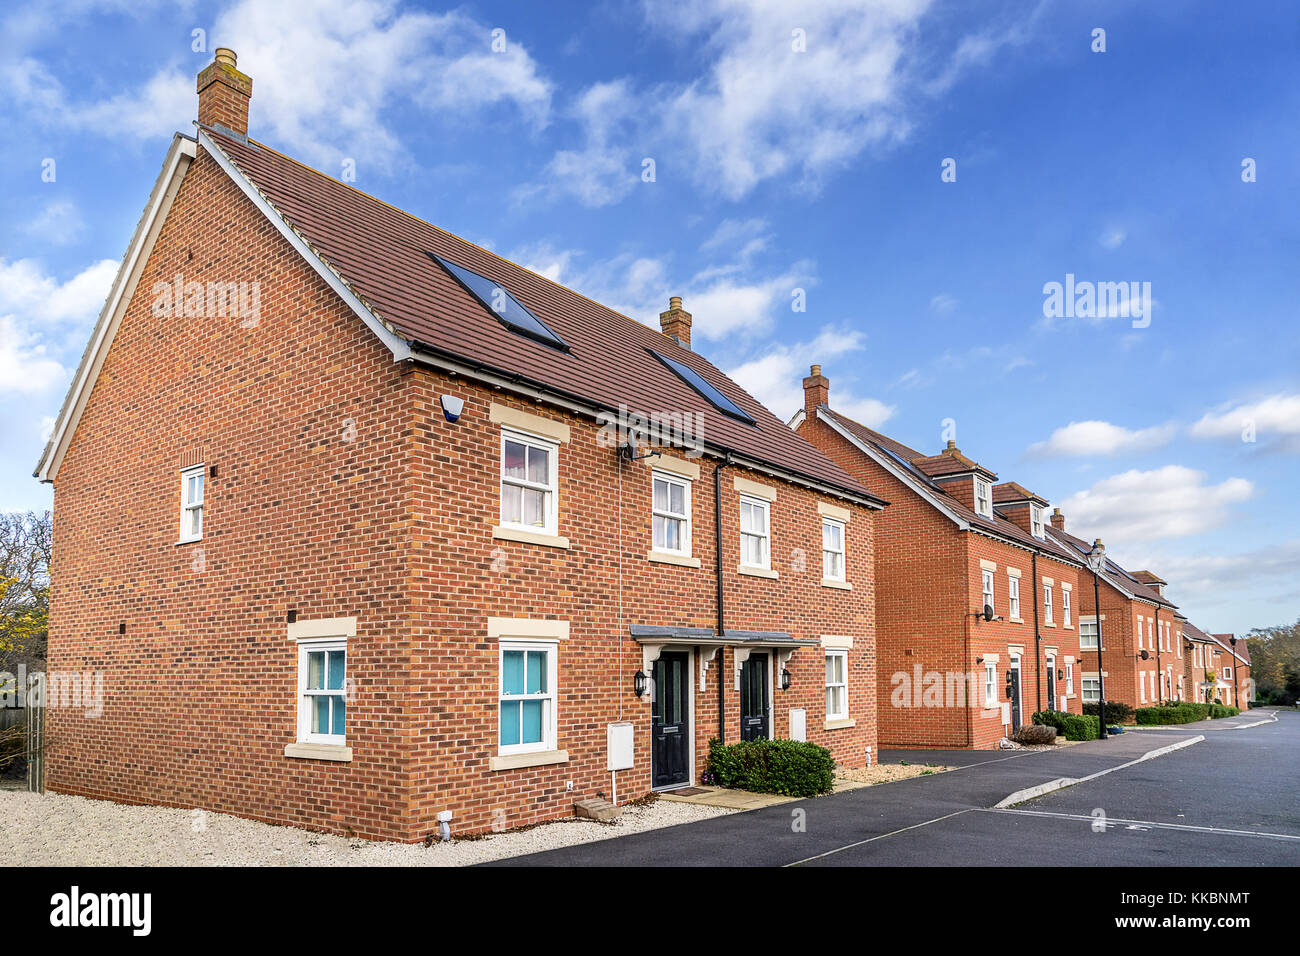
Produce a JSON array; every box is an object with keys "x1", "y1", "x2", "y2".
[{"x1": 0, "y1": 791, "x2": 735, "y2": 866}]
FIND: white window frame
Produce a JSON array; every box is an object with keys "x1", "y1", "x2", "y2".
[
  {"x1": 825, "y1": 650, "x2": 848, "y2": 721},
  {"x1": 981, "y1": 569, "x2": 995, "y2": 613},
  {"x1": 739, "y1": 494, "x2": 771, "y2": 570},
  {"x1": 497, "y1": 640, "x2": 558, "y2": 757},
  {"x1": 974, "y1": 478, "x2": 992, "y2": 518},
  {"x1": 1223, "y1": 665, "x2": 1232, "y2": 681},
  {"x1": 499, "y1": 429, "x2": 559, "y2": 536},
  {"x1": 297, "y1": 637, "x2": 348, "y2": 746},
  {"x1": 1043, "y1": 583, "x2": 1054, "y2": 624},
  {"x1": 651, "y1": 470, "x2": 692, "y2": 557},
  {"x1": 1135, "y1": 617, "x2": 1143, "y2": 649},
  {"x1": 1008, "y1": 575, "x2": 1020, "y2": 619},
  {"x1": 1066, "y1": 661, "x2": 1074, "y2": 694},
  {"x1": 984, "y1": 662, "x2": 997, "y2": 708},
  {"x1": 178, "y1": 464, "x2": 205, "y2": 543},
  {"x1": 821, "y1": 517, "x2": 846, "y2": 582},
  {"x1": 1177, "y1": 630, "x2": 1182, "y2": 659},
  {"x1": 1030, "y1": 505, "x2": 1044, "y2": 539},
  {"x1": 1140, "y1": 671, "x2": 1147, "y2": 703},
  {"x1": 1062, "y1": 586, "x2": 1071, "y2": 627},
  {"x1": 1081, "y1": 676, "x2": 1101, "y2": 703},
  {"x1": 1079, "y1": 618, "x2": 1099, "y2": 650}
]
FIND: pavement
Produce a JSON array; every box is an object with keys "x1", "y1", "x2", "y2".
[{"x1": 485, "y1": 708, "x2": 1299, "y2": 866}]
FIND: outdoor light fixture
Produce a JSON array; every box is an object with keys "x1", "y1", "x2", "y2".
[
  {"x1": 780, "y1": 668, "x2": 792, "y2": 691},
  {"x1": 633, "y1": 669, "x2": 647, "y2": 697},
  {"x1": 1085, "y1": 537, "x2": 1109, "y2": 740}
]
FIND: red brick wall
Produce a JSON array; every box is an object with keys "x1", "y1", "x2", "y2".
[
  {"x1": 797, "y1": 413, "x2": 1082, "y2": 749},
  {"x1": 47, "y1": 144, "x2": 879, "y2": 841}
]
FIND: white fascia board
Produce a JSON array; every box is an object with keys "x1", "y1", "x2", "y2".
[
  {"x1": 197, "y1": 130, "x2": 413, "y2": 364},
  {"x1": 816, "y1": 409, "x2": 967, "y2": 528},
  {"x1": 36, "y1": 134, "x2": 197, "y2": 483}
]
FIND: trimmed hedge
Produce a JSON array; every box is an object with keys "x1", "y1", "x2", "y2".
[
  {"x1": 1133, "y1": 702, "x2": 1238, "y2": 724},
  {"x1": 1082, "y1": 701, "x2": 1135, "y2": 724},
  {"x1": 704, "y1": 738, "x2": 836, "y2": 797},
  {"x1": 1032, "y1": 710, "x2": 1100, "y2": 741}
]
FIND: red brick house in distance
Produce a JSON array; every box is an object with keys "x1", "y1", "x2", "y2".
[
  {"x1": 34, "y1": 51, "x2": 888, "y2": 841},
  {"x1": 792, "y1": 368, "x2": 1085, "y2": 750}
]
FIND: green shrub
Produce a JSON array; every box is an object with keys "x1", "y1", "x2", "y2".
[
  {"x1": 1032, "y1": 710, "x2": 1099, "y2": 740},
  {"x1": 1135, "y1": 702, "x2": 1219, "y2": 725},
  {"x1": 704, "y1": 737, "x2": 836, "y2": 797},
  {"x1": 1209, "y1": 704, "x2": 1239, "y2": 719},
  {"x1": 1082, "y1": 701, "x2": 1134, "y2": 724}
]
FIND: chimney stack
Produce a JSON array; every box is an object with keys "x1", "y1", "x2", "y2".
[
  {"x1": 659, "y1": 296, "x2": 692, "y2": 349},
  {"x1": 803, "y1": 364, "x2": 829, "y2": 417},
  {"x1": 1050, "y1": 507, "x2": 1065, "y2": 531},
  {"x1": 197, "y1": 47, "x2": 252, "y2": 137}
]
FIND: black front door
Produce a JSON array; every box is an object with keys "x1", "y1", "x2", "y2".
[
  {"x1": 1046, "y1": 658, "x2": 1057, "y2": 710},
  {"x1": 651, "y1": 652, "x2": 690, "y2": 789},
  {"x1": 740, "y1": 652, "x2": 770, "y2": 741},
  {"x1": 1007, "y1": 666, "x2": 1021, "y2": 730}
]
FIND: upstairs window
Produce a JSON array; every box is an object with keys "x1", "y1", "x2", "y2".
[
  {"x1": 739, "y1": 495, "x2": 771, "y2": 569},
  {"x1": 1043, "y1": 584, "x2": 1054, "y2": 624},
  {"x1": 652, "y1": 471, "x2": 691, "y2": 556},
  {"x1": 179, "y1": 465, "x2": 205, "y2": 543},
  {"x1": 500, "y1": 430, "x2": 558, "y2": 535},
  {"x1": 1080, "y1": 619, "x2": 1099, "y2": 650},
  {"x1": 981, "y1": 569, "x2": 995, "y2": 613},
  {"x1": 1062, "y1": 586, "x2": 1072, "y2": 626},
  {"x1": 1030, "y1": 505, "x2": 1045, "y2": 538},
  {"x1": 974, "y1": 479, "x2": 992, "y2": 518},
  {"x1": 822, "y1": 518, "x2": 846, "y2": 581},
  {"x1": 1008, "y1": 576, "x2": 1021, "y2": 619}
]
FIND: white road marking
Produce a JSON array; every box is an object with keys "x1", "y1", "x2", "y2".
[
  {"x1": 785, "y1": 809, "x2": 975, "y2": 866},
  {"x1": 993, "y1": 735, "x2": 1204, "y2": 808},
  {"x1": 984, "y1": 808, "x2": 1300, "y2": 843}
]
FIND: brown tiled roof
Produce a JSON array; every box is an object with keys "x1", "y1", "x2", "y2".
[
  {"x1": 1211, "y1": 633, "x2": 1249, "y2": 663},
  {"x1": 912, "y1": 443, "x2": 997, "y2": 480},
  {"x1": 1132, "y1": 570, "x2": 1167, "y2": 586},
  {"x1": 1044, "y1": 526, "x2": 1176, "y2": 608},
  {"x1": 817, "y1": 406, "x2": 1082, "y2": 564},
  {"x1": 201, "y1": 130, "x2": 880, "y2": 503},
  {"x1": 1181, "y1": 620, "x2": 1215, "y2": 643},
  {"x1": 993, "y1": 481, "x2": 1047, "y2": 505}
]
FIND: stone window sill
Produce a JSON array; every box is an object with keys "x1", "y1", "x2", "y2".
[
  {"x1": 738, "y1": 564, "x2": 778, "y2": 579},
  {"x1": 820, "y1": 578, "x2": 851, "y2": 590},
  {"x1": 824, "y1": 718, "x2": 856, "y2": 730},
  {"x1": 284, "y1": 742, "x2": 352, "y2": 762},
  {"x1": 492, "y1": 525, "x2": 570, "y2": 549},
  {"x1": 489, "y1": 749, "x2": 570, "y2": 771},
  {"x1": 648, "y1": 550, "x2": 701, "y2": 568}
]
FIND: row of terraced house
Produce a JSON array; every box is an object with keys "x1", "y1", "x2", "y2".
[{"x1": 34, "y1": 51, "x2": 1250, "y2": 841}]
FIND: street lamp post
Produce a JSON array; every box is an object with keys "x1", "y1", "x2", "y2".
[
  {"x1": 1229, "y1": 636, "x2": 1239, "y2": 708},
  {"x1": 1087, "y1": 538, "x2": 1109, "y2": 740}
]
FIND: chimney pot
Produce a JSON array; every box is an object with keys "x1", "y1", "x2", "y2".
[
  {"x1": 659, "y1": 296, "x2": 692, "y2": 349},
  {"x1": 1049, "y1": 507, "x2": 1065, "y2": 531},
  {"x1": 197, "y1": 47, "x2": 253, "y2": 137}
]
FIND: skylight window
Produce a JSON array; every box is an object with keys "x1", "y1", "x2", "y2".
[
  {"x1": 429, "y1": 253, "x2": 568, "y2": 351},
  {"x1": 648, "y1": 350, "x2": 755, "y2": 424}
]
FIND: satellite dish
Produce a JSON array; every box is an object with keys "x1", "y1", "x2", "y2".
[
  {"x1": 620, "y1": 436, "x2": 640, "y2": 461},
  {"x1": 1139, "y1": 649, "x2": 1150, "y2": 661},
  {"x1": 983, "y1": 604, "x2": 994, "y2": 622}
]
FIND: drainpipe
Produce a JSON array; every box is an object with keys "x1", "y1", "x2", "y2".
[
  {"x1": 1032, "y1": 552, "x2": 1042, "y2": 714},
  {"x1": 714, "y1": 453, "x2": 731, "y2": 742},
  {"x1": 1153, "y1": 605, "x2": 1163, "y2": 704},
  {"x1": 963, "y1": 606, "x2": 973, "y2": 748}
]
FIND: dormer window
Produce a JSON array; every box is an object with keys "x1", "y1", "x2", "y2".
[
  {"x1": 1030, "y1": 505, "x2": 1045, "y2": 539},
  {"x1": 974, "y1": 478, "x2": 992, "y2": 518}
]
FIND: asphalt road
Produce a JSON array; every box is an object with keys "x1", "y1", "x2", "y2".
[{"x1": 488, "y1": 709, "x2": 1299, "y2": 866}]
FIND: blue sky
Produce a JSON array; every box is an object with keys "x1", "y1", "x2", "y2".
[{"x1": 1, "y1": 0, "x2": 1297, "y2": 634}]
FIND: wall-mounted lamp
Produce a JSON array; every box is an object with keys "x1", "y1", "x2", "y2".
[
  {"x1": 975, "y1": 656, "x2": 984, "y2": 665},
  {"x1": 633, "y1": 669, "x2": 647, "y2": 698},
  {"x1": 780, "y1": 668, "x2": 792, "y2": 691}
]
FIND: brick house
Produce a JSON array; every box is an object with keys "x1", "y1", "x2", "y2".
[
  {"x1": 792, "y1": 369, "x2": 1084, "y2": 749},
  {"x1": 1210, "y1": 633, "x2": 1251, "y2": 708},
  {"x1": 1182, "y1": 620, "x2": 1220, "y2": 704},
  {"x1": 33, "y1": 51, "x2": 888, "y2": 841},
  {"x1": 1043, "y1": 524, "x2": 1180, "y2": 714}
]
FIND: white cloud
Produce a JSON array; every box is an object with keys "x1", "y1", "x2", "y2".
[
  {"x1": 529, "y1": 80, "x2": 638, "y2": 208},
  {"x1": 1059, "y1": 465, "x2": 1254, "y2": 544},
  {"x1": 4, "y1": 0, "x2": 553, "y2": 166},
  {"x1": 1189, "y1": 394, "x2": 1300, "y2": 443},
  {"x1": 1099, "y1": 227, "x2": 1126, "y2": 249},
  {"x1": 727, "y1": 328, "x2": 894, "y2": 425},
  {"x1": 21, "y1": 199, "x2": 86, "y2": 246},
  {"x1": 929, "y1": 293, "x2": 958, "y2": 314},
  {"x1": 1029, "y1": 420, "x2": 1176, "y2": 457},
  {"x1": 1124, "y1": 542, "x2": 1300, "y2": 609},
  {"x1": 0, "y1": 257, "x2": 116, "y2": 393}
]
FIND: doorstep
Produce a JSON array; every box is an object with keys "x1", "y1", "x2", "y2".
[{"x1": 655, "y1": 786, "x2": 798, "y2": 809}]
